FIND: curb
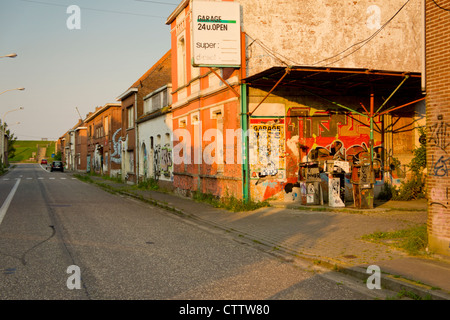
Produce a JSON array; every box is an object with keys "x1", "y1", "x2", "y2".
[
  {"x1": 76, "y1": 174, "x2": 448, "y2": 300},
  {"x1": 338, "y1": 265, "x2": 450, "y2": 300}
]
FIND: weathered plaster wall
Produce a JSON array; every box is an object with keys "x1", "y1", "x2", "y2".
[{"x1": 241, "y1": 0, "x2": 422, "y2": 76}]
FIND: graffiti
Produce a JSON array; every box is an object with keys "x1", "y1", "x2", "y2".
[
  {"x1": 431, "y1": 155, "x2": 450, "y2": 177},
  {"x1": 153, "y1": 143, "x2": 173, "y2": 180},
  {"x1": 111, "y1": 128, "x2": 122, "y2": 164},
  {"x1": 250, "y1": 119, "x2": 285, "y2": 178},
  {"x1": 428, "y1": 117, "x2": 450, "y2": 152},
  {"x1": 329, "y1": 177, "x2": 344, "y2": 207},
  {"x1": 160, "y1": 146, "x2": 172, "y2": 174},
  {"x1": 142, "y1": 143, "x2": 148, "y2": 177}
]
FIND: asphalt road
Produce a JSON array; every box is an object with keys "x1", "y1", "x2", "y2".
[{"x1": 0, "y1": 164, "x2": 388, "y2": 302}]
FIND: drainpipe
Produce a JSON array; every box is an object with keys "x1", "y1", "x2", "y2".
[
  {"x1": 370, "y1": 90, "x2": 374, "y2": 163},
  {"x1": 135, "y1": 92, "x2": 139, "y2": 183},
  {"x1": 240, "y1": 83, "x2": 249, "y2": 203}
]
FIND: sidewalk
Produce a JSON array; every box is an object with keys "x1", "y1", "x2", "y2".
[{"x1": 80, "y1": 174, "x2": 450, "y2": 300}]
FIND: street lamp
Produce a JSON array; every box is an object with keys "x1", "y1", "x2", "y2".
[
  {"x1": 0, "y1": 53, "x2": 17, "y2": 59},
  {"x1": 0, "y1": 87, "x2": 25, "y2": 96}
]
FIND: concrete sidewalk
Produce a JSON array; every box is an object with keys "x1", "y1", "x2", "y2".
[{"x1": 80, "y1": 174, "x2": 450, "y2": 300}]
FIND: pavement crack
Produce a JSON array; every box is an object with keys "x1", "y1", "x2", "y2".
[{"x1": 20, "y1": 225, "x2": 56, "y2": 266}]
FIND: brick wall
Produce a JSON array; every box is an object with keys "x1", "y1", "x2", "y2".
[{"x1": 425, "y1": 0, "x2": 450, "y2": 257}]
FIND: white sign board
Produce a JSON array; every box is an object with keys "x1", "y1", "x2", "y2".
[{"x1": 191, "y1": 1, "x2": 241, "y2": 67}]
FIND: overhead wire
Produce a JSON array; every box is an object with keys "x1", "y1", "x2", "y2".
[{"x1": 16, "y1": 0, "x2": 168, "y2": 19}]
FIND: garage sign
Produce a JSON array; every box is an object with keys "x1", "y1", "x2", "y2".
[{"x1": 191, "y1": 1, "x2": 241, "y2": 67}]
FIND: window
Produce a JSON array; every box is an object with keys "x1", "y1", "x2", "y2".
[
  {"x1": 127, "y1": 106, "x2": 134, "y2": 128},
  {"x1": 104, "y1": 116, "x2": 109, "y2": 135},
  {"x1": 177, "y1": 36, "x2": 186, "y2": 87}
]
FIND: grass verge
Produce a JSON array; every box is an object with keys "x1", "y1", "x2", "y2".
[{"x1": 362, "y1": 224, "x2": 428, "y2": 256}]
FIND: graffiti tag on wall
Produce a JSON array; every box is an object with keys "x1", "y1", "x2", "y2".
[
  {"x1": 153, "y1": 143, "x2": 173, "y2": 180},
  {"x1": 111, "y1": 128, "x2": 122, "y2": 164}
]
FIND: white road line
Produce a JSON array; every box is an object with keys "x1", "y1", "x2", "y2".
[
  {"x1": 3, "y1": 178, "x2": 9, "y2": 181},
  {"x1": 60, "y1": 178, "x2": 66, "y2": 180},
  {"x1": 0, "y1": 178, "x2": 21, "y2": 226},
  {"x1": 39, "y1": 164, "x2": 50, "y2": 173},
  {"x1": 26, "y1": 177, "x2": 32, "y2": 180},
  {"x1": 38, "y1": 177, "x2": 44, "y2": 180}
]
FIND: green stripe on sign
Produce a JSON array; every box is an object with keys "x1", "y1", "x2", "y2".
[{"x1": 197, "y1": 19, "x2": 236, "y2": 23}]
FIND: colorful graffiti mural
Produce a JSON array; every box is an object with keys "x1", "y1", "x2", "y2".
[
  {"x1": 250, "y1": 106, "x2": 383, "y2": 202},
  {"x1": 111, "y1": 128, "x2": 122, "y2": 164}
]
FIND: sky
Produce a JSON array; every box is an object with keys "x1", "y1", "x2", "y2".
[{"x1": 0, "y1": 0, "x2": 179, "y2": 141}]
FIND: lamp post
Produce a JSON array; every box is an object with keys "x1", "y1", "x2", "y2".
[
  {"x1": 0, "y1": 87, "x2": 25, "y2": 96},
  {"x1": 0, "y1": 53, "x2": 17, "y2": 59},
  {"x1": 0, "y1": 107, "x2": 24, "y2": 166}
]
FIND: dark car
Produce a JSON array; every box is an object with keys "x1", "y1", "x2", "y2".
[
  {"x1": 50, "y1": 161, "x2": 64, "y2": 172},
  {"x1": 40, "y1": 159, "x2": 47, "y2": 165}
]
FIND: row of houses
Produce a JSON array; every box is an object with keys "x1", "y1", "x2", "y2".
[
  {"x1": 58, "y1": 0, "x2": 425, "y2": 202},
  {"x1": 57, "y1": 0, "x2": 450, "y2": 257}
]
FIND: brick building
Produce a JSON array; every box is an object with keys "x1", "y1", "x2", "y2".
[
  {"x1": 167, "y1": 0, "x2": 424, "y2": 204},
  {"x1": 166, "y1": 0, "x2": 244, "y2": 199},
  {"x1": 425, "y1": 0, "x2": 450, "y2": 257},
  {"x1": 116, "y1": 50, "x2": 172, "y2": 184},
  {"x1": 84, "y1": 103, "x2": 122, "y2": 176}
]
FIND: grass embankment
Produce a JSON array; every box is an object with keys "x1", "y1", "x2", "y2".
[{"x1": 10, "y1": 140, "x2": 56, "y2": 163}]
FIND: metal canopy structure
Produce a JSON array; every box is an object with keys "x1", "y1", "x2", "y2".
[
  {"x1": 243, "y1": 65, "x2": 424, "y2": 164},
  {"x1": 244, "y1": 66, "x2": 422, "y2": 99}
]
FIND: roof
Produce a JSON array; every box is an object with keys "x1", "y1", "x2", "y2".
[
  {"x1": 244, "y1": 66, "x2": 423, "y2": 116},
  {"x1": 84, "y1": 103, "x2": 121, "y2": 122},
  {"x1": 116, "y1": 50, "x2": 171, "y2": 101},
  {"x1": 166, "y1": 0, "x2": 189, "y2": 25},
  {"x1": 245, "y1": 66, "x2": 422, "y2": 96}
]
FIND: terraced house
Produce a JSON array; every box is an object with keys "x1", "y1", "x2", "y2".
[{"x1": 116, "y1": 50, "x2": 172, "y2": 184}]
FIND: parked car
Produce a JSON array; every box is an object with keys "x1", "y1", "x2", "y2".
[
  {"x1": 50, "y1": 161, "x2": 64, "y2": 172},
  {"x1": 40, "y1": 159, "x2": 47, "y2": 165}
]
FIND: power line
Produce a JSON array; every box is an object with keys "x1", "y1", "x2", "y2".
[
  {"x1": 133, "y1": 0, "x2": 178, "y2": 5},
  {"x1": 313, "y1": 0, "x2": 412, "y2": 67},
  {"x1": 16, "y1": 0, "x2": 167, "y2": 19}
]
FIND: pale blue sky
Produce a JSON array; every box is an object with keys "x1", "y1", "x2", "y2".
[{"x1": 0, "y1": 0, "x2": 178, "y2": 140}]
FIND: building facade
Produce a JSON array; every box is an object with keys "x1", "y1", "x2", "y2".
[
  {"x1": 167, "y1": 0, "x2": 244, "y2": 199},
  {"x1": 84, "y1": 103, "x2": 122, "y2": 177},
  {"x1": 167, "y1": 0, "x2": 424, "y2": 204},
  {"x1": 137, "y1": 84, "x2": 174, "y2": 189},
  {"x1": 425, "y1": 0, "x2": 450, "y2": 257},
  {"x1": 117, "y1": 50, "x2": 172, "y2": 184}
]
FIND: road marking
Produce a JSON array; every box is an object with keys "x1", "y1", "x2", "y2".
[
  {"x1": 39, "y1": 164, "x2": 50, "y2": 173},
  {"x1": 49, "y1": 178, "x2": 55, "y2": 180},
  {"x1": 0, "y1": 178, "x2": 21, "y2": 226},
  {"x1": 3, "y1": 178, "x2": 9, "y2": 181},
  {"x1": 38, "y1": 177, "x2": 44, "y2": 180},
  {"x1": 60, "y1": 178, "x2": 66, "y2": 180}
]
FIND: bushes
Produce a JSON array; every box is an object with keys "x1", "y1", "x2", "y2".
[{"x1": 378, "y1": 176, "x2": 426, "y2": 201}]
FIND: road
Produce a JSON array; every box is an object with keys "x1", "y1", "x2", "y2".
[{"x1": 0, "y1": 164, "x2": 388, "y2": 302}]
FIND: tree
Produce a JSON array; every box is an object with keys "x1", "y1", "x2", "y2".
[{"x1": 6, "y1": 127, "x2": 17, "y2": 160}]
